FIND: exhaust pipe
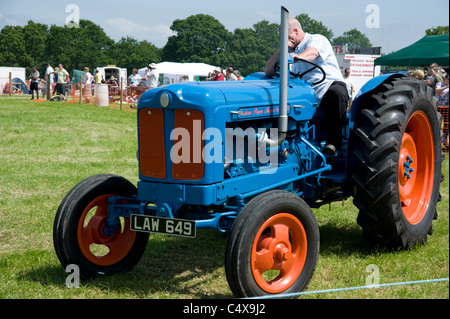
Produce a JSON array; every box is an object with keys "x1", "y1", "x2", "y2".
[{"x1": 262, "y1": 6, "x2": 289, "y2": 147}]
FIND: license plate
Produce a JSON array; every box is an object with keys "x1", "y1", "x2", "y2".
[{"x1": 130, "y1": 214, "x2": 196, "y2": 238}]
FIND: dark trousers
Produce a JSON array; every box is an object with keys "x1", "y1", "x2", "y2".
[{"x1": 319, "y1": 81, "x2": 349, "y2": 150}]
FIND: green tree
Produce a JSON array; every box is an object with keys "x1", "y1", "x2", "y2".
[
  {"x1": 162, "y1": 14, "x2": 233, "y2": 66},
  {"x1": 108, "y1": 36, "x2": 161, "y2": 74},
  {"x1": 23, "y1": 21, "x2": 49, "y2": 69},
  {"x1": 294, "y1": 14, "x2": 334, "y2": 42},
  {"x1": 425, "y1": 26, "x2": 449, "y2": 35},
  {"x1": 0, "y1": 25, "x2": 29, "y2": 68},
  {"x1": 333, "y1": 28, "x2": 372, "y2": 50},
  {"x1": 229, "y1": 20, "x2": 279, "y2": 75},
  {"x1": 45, "y1": 19, "x2": 114, "y2": 72}
]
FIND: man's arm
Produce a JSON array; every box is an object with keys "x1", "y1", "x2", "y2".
[
  {"x1": 265, "y1": 48, "x2": 280, "y2": 76},
  {"x1": 290, "y1": 46, "x2": 320, "y2": 62},
  {"x1": 265, "y1": 46, "x2": 320, "y2": 76}
]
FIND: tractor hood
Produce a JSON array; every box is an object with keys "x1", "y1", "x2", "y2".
[{"x1": 137, "y1": 76, "x2": 317, "y2": 114}]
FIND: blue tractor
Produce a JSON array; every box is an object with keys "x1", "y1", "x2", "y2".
[{"x1": 53, "y1": 7, "x2": 443, "y2": 297}]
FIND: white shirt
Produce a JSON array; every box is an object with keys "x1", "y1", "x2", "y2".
[
  {"x1": 85, "y1": 72, "x2": 93, "y2": 85},
  {"x1": 45, "y1": 66, "x2": 54, "y2": 84},
  {"x1": 146, "y1": 69, "x2": 159, "y2": 88},
  {"x1": 128, "y1": 73, "x2": 142, "y2": 86},
  {"x1": 290, "y1": 33, "x2": 348, "y2": 103}
]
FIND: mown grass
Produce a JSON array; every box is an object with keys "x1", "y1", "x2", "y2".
[{"x1": 0, "y1": 95, "x2": 448, "y2": 299}]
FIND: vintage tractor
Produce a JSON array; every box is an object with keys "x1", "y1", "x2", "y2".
[{"x1": 53, "y1": 7, "x2": 443, "y2": 298}]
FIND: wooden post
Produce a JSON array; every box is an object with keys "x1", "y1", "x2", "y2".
[
  {"x1": 79, "y1": 75, "x2": 82, "y2": 104},
  {"x1": 120, "y1": 78, "x2": 123, "y2": 111},
  {"x1": 46, "y1": 74, "x2": 51, "y2": 100},
  {"x1": 9, "y1": 72, "x2": 12, "y2": 96}
]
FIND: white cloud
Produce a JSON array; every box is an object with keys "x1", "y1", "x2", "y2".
[
  {"x1": 0, "y1": 13, "x2": 20, "y2": 27},
  {"x1": 102, "y1": 17, "x2": 174, "y2": 47}
]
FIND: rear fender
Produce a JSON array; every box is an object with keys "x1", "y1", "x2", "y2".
[
  {"x1": 349, "y1": 73, "x2": 405, "y2": 124},
  {"x1": 346, "y1": 72, "x2": 405, "y2": 172}
]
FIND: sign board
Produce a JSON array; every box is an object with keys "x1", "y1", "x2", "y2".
[
  {"x1": 332, "y1": 45, "x2": 347, "y2": 55},
  {"x1": 335, "y1": 54, "x2": 381, "y2": 99}
]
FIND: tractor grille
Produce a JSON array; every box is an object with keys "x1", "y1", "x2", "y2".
[
  {"x1": 139, "y1": 108, "x2": 166, "y2": 178},
  {"x1": 139, "y1": 108, "x2": 204, "y2": 180}
]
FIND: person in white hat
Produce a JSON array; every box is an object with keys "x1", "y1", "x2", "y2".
[
  {"x1": 145, "y1": 63, "x2": 159, "y2": 89},
  {"x1": 212, "y1": 67, "x2": 224, "y2": 81}
]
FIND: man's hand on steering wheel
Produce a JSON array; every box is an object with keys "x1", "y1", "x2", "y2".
[{"x1": 274, "y1": 54, "x2": 326, "y2": 85}]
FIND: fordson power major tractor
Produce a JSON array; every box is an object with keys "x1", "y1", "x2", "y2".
[{"x1": 53, "y1": 7, "x2": 443, "y2": 298}]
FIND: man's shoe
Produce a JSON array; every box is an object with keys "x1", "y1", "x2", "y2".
[{"x1": 322, "y1": 144, "x2": 337, "y2": 156}]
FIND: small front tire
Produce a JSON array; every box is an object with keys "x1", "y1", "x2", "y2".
[
  {"x1": 53, "y1": 174, "x2": 149, "y2": 278},
  {"x1": 225, "y1": 190, "x2": 319, "y2": 298}
]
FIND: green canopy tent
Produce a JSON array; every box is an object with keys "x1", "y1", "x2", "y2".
[
  {"x1": 374, "y1": 35, "x2": 449, "y2": 67},
  {"x1": 70, "y1": 69, "x2": 85, "y2": 84}
]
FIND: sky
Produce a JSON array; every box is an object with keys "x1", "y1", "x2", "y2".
[{"x1": 0, "y1": 0, "x2": 448, "y2": 54}]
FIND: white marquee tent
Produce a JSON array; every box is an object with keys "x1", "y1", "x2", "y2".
[{"x1": 138, "y1": 62, "x2": 217, "y2": 85}]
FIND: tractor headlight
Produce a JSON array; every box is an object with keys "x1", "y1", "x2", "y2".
[{"x1": 160, "y1": 93, "x2": 170, "y2": 108}]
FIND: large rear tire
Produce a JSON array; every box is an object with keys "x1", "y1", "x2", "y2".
[{"x1": 351, "y1": 77, "x2": 442, "y2": 249}]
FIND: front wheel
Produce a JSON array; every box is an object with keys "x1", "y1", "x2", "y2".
[
  {"x1": 225, "y1": 190, "x2": 319, "y2": 298},
  {"x1": 53, "y1": 174, "x2": 149, "y2": 278}
]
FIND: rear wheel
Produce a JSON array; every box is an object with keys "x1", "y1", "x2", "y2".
[
  {"x1": 225, "y1": 190, "x2": 319, "y2": 297},
  {"x1": 351, "y1": 77, "x2": 442, "y2": 248},
  {"x1": 53, "y1": 174, "x2": 149, "y2": 278}
]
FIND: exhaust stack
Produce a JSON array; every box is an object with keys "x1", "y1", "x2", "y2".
[{"x1": 263, "y1": 6, "x2": 289, "y2": 147}]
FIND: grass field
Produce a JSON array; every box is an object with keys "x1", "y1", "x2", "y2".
[{"x1": 0, "y1": 95, "x2": 448, "y2": 299}]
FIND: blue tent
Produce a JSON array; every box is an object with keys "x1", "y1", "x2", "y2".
[{"x1": 11, "y1": 77, "x2": 30, "y2": 94}]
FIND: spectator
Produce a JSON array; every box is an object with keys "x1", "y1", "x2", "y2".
[
  {"x1": 83, "y1": 67, "x2": 93, "y2": 103},
  {"x1": 106, "y1": 76, "x2": 118, "y2": 86},
  {"x1": 409, "y1": 69, "x2": 424, "y2": 80},
  {"x1": 226, "y1": 66, "x2": 238, "y2": 80},
  {"x1": 50, "y1": 64, "x2": 69, "y2": 100},
  {"x1": 413, "y1": 70, "x2": 425, "y2": 80},
  {"x1": 44, "y1": 63, "x2": 54, "y2": 97},
  {"x1": 94, "y1": 70, "x2": 103, "y2": 84},
  {"x1": 145, "y1": 63, "x2": 159, "y2": 89},
  {"x1": 424, "y1": 63, "x2": 443, "y2": 90},
  {"x1": 344, "y1": 68, "x2": 354, "y2": 98},
  {"x1": 128, "y1": 68, "x2": 142, "y2": 86},
  {"x1": 234, "y1": 70, "x2": 243, "y2": 80},
  {"x1": 106, "y1": 76, "x2": 119, "y2": 94},
  {"x1": 212, "y1": 67, "x2": 225, "y2": 81},
  {"x1": 29, "y1": 65, "x2": 40, "y2": 99},
  {"x1": 435, "y1": 73, "x2": 449, "y2": 107}
]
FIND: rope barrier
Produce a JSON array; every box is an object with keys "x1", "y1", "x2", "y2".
[{"x1": 244, "y1": 278, "x2": 449, "y2": 299}]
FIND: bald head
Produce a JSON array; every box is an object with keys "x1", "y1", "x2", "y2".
[
  {"x1": 289, "y1": 18, "x2": 302, "y2": 30},
  {"x1": 285, "y1": 18, "x2": 305, "y2": 49}
]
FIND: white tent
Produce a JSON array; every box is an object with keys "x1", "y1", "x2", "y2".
[{"x1": 138, "y1": 62, "x2": 217, "y2": 85}]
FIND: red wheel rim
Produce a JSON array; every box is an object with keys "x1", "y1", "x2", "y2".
[
  {"x1": 251, "y1": 213, "x2": 307, "y2": 294},
  {"x1": 77, "y1": 194, "x2": 136, "y2": 266},
  {"x1": 398, "y1": 111, "x2": 435, "y2": 225}
]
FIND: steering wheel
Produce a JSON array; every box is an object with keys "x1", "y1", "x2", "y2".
[{"x1": 274, "y1": 57, "x2": 326, "y2": 86}]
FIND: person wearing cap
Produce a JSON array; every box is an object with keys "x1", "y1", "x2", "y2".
[
  {"x1": 212, "y1": 67, "x2": 224, "y2": 81},
  {"x1": 145, "y1": 63, "x2": 159, "y2": 89}
]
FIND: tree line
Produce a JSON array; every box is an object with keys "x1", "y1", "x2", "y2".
[{"x1": 1, "y1": 13, "x2": 444, "y2": 78}]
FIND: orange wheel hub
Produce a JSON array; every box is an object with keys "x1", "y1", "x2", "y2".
[
  {"x1": 398, "y1": 111, "x2": 435, "y2": 225},
  {"x1": 251, "y1": 213, "x2": 307, "y2": 294},
  {"x1": 77, "y1": 194, "x2": 136, "y2": 266}
]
